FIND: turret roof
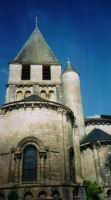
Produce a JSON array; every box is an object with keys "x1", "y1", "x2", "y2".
[
  {"x1": 63, "y1": 60, "x2": 78, "y2": 74},
  {"x1": 11, "y1": 27, "x2": 59, "y2": 65}
]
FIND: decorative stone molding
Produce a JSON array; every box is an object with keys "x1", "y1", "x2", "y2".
[
  {"x1": 85, "y1": 118, "x2": 111, "y2": 126},
  {"x1": 39, "y1": 150, "x2": 47, "y2": 159},
  {"x1": 81, "y1": 140, "x2": 111, "y2": 151},
  {"x1": 0, "y1": 101, "x2": 75, "y2": 126},
  {"x1": 16, "y1": 137, "x2": 44, "y2": 151}
]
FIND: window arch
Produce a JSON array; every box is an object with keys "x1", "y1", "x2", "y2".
[
  {"x1": 16, "y1": 91, "x2": 23, "y2": 101},
  {"x1": 49, "y1": 90, "x2": 55, "y2": 101},
  {"x1": 24, "y1": 91, "x2": 31, "y2": 98},
  {"x1": 40, "y1": 90, "x2": 47, "y2": 99},
  {"x1": 24, "y1": 192, "x2": 33, "y2": 200},
  {"x1": 69, "y1": 147, "x2": 75, "y2": 182},
  {"x1": 22, "y1": 145, "x2": 37, "y2": 182},
  {"x1": 38, "y1": 191, "x2": 47, "y2": 200}
]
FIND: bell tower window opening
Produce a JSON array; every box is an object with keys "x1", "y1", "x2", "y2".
[
  {"x1": 22, "y1": 145, "x2": 37, "y2": 182},
  {"x1": 42, "y1": 66, "x2": 51, "y2": 80},
  {"x1": 21, "y1": 65, "x2": 30, "y2": 80}
]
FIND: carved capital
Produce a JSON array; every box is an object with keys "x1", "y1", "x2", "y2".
[
  {"x1": 14, "y1": 151, "x2": 21, "y2": 160},
  {"x1": 39, "y1": 150, "x2": 47, "y2": 159}
]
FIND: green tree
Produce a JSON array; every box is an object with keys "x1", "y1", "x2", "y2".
[{"x1": 84, "y1": 180, "x2": 103, "y2": 200}]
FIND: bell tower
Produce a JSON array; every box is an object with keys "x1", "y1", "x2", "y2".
[{"x1": 6, "y1": 26, "x2": 61, "y2": 103}]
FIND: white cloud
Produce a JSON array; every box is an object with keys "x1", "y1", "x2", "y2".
[{"x1": 87, "y1": 114, "x2": 100, "y2": 118}]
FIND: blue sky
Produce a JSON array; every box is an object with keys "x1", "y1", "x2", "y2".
[{"x1": 0, "y1": 0, "x2": 111, "y2": 117}]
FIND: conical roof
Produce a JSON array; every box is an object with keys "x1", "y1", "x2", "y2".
[
  {"x1": 63, "y1": 60, "x2": 78, "y2": 74},
  {"x1": 11, "y1": 27, "x2": 59, "y2": 65}
]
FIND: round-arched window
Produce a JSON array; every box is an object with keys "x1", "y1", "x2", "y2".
[
  {"x1": 38, "y1": 191, "x2": 47, "y2": 200},
  {"x1": 40, "y1": 90, "x2": 47, "y2": 99},
  {"x1": 24, "y1": 91, "x2": 31, "y2": 98},
  {"x1": 22, "y1": 145, "x2": 37, "y2": 182},
  {"x1": 16, "y1": 91, "x2": 23, "y2": 101},
  {"x1": 49, "y1": 90, "x2": 55, "y2": 101},
  {"x1": 24, "y1": 192, "x2": 33, "y2": 200}
]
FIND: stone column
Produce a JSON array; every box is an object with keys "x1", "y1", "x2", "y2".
[
  {"x1": 92, "y1": 144, "x2": 102, "y2": 184},
  {"x1": 6, "y1": 84, "x2": 16, "y2": 103},
  {"x1": 39, "y1": 150, "x2": 47, "y2": 183},
  {"x1": 14, "y1": 151, "x2": 21, "y2": 183},
  {"x1": 33, "y1": 84, "x2": 39, "y2": 95},
  {"x1": 73, "y1": 125, "x2": 83, "y2": 183}
]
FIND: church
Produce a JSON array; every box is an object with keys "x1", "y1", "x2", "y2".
[{"x1": 0, "y1": 24, "x2": 111, "y2": 200}]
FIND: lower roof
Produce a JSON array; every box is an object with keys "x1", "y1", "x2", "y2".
[{"x1": 81, "y1": 128, "x2": 111, "y2": 145}]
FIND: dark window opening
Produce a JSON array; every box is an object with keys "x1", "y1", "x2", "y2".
[
  {"x1": 107, "y1": 190, "x2": 111, "y2": 197},
  {"x1": 22, "y1": 145, "x2": 37, "y2": 182},
  {"x1": 43, "y1": 66, "x2": 51, "y2": 80},
  {"x1": 8, "y1": 191, "x2": 18, "y2": 200},
  {"x1": 69, "y1": 148, "x2": 75, "y2": 182},
  {"x1": 0, "y1": 193, "x2": 5, "y2": 200},
  {"x1": 52, "y1": 191, "x2": 60, "y2": 200},
  {"x1": 21, "y1": 65, "x2": 30, "y2": 80},
  {"x1": 24, "y1": 192, "x2": 33, "y2": 200},
  {"x1": 38, "y1": 191, "x2": 47, "y2": 200}
]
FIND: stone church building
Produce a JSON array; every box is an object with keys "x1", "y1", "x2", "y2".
[{"x1": 0, "y1": 25, "x2": 111, "y2": 200}]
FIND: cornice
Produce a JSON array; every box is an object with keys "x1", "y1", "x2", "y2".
[
  {"x1": 85, "y1": 118, "x2": 111, "y2": 126},
  {"x1": 0, "y1": 101, "x2": 74, "y2": 126}
]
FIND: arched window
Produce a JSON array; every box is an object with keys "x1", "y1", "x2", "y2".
[
  {"x1": 24, "y1": 91, "x2": 31, "y2": 98},
  {"x1": 52, "y1": 191, "x2": 60, "y2": 200},
  {"x1": 16, "y1": 91, "x2": 23, "y2": 101},
  {"x1": 22, "y1": 145, "x2": 37, "y2": 182},
  {"x1": 40, "y1": 90, "x2": 47, "y2": 99},
  {"x1": 24, "y1": 192, "x2": 33, "y2": 200},
  {"x1": 38, "y1": 191, "x2": 47, "y2": 200},
  {"x1": 49, "y1": 90, "x2": 55, "y2": 101},
  {"x1": 69, "y1": 148, "x2": 75, "y2": 182}
]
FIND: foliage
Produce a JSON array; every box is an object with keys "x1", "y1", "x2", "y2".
[{"x1": 84, "y1": 180, "x2": 103, "y2": 200}]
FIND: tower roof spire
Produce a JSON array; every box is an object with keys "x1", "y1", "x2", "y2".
[
  {"x1": 36, "y1": 16, "x2": 38, "y2": 28},
  {"x1": 11, "y1": 26, "x2": 59, "y2": 65},
  {"x1": 62, "y1": 59, "x2": 79, "y2": 74},
  {"x1": 67, "y1": 57, "x2": 70, "y2": 64}
]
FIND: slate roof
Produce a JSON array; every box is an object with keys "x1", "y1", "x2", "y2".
[
  {"x1": 81, "y1": 128, "x2": 111, "y2": 144},
  {"x1": 20, "y1": 94, "x2": 47, "y2": 102},
  {"x1": 11, "y1": 27, "x2": 59, "y2": 65}
]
